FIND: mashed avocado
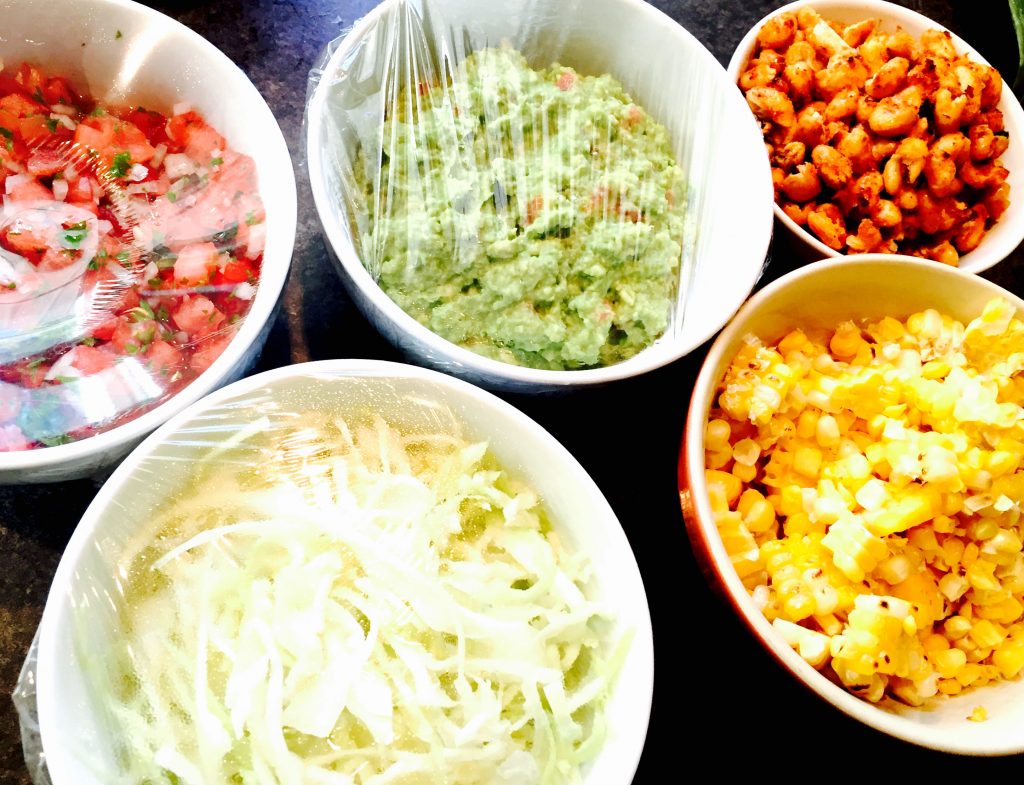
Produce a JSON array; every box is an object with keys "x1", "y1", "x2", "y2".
[{"x1": 356, "y1": 47, "x2": 686, "y2": 370}]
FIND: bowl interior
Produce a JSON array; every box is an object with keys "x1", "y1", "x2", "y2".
[
  {"x1": 309, "y1": 0, "x2": 772, "y2": 384},
  {"x1": 685, "y1": 256, "x2": 1024, "y2": 754},
  {"x1": 727, "y1": 0, "x2": 1024, "y2": 274},
  {"x1": 0, "y1": 0, "x2": 296, "y2": 481},
  {"x1": 38, "y1": 361, "x2": 654, "y2": 784}
]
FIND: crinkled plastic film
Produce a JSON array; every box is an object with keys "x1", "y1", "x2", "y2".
[
  {"x1": 0, "y1": 28, "x2": 270, "y2": 455},
  {"x1": 308, "y1": 0, "x2": 729, "y2": 372},
  {"x1": 15, "y1": 368, "x2": 634, "y2": 785}
]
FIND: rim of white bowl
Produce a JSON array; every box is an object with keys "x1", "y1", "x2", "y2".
[
  {"x1": 685, "y1": 253, "x2": 1024, "y2": 755},
  {"x1": 0, "y1": 0, "x2": 297, "y2": 476},
  {"x1": 37, "y1": 358, "x2": 655, "y2": 783},
  {"x1": 726, "y1": 0, "x2": 1024, "y2": 275},
  {"x1": 306, "y1": 0, "x2": 773, "y2": 388}
]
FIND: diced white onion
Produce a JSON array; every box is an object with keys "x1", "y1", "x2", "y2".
[
  {"x1": 246, "y1": 222, "x2": 266, "y2": 258},
  {"x1": 172, "y1": 101, "x2": 192, "y2": 116},
  {"x1": 52, "y1": 177, "x2": 68, "y2": 201},
  {"x1": 163, "y1": 154, "x2": 195, "y2": 181},
  {"x1": 49, "y1": 112, "x2": 76, "y2": 131},
  {"x1": 50, "y1": 104, "x2": 76, "y2": 116},
  {"x1": 232, "y1": 282, "x2": 255, "y2": 301},
  {"x1": 151, "y1": 143, "x2": 167, "y2": 170},
  {"x1": 128, "y1": 164, "x2": 148, "y2": 183}
]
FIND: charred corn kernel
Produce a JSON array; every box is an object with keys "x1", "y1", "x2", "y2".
[
  {"x1": 705, "y1": 470, "x2": 742, "y2": 508},
  {"x1": 773, "y1": 617, "x2": 831, "y2": 667},
  {"x1": 921, "y1": 360, "x2": 951, "y2": 379},
  {"x1": 743, "y1": 499, "x2": 776, "y2": 535},
  {"x1": 732, "y1": 438, "x2": 760, "y2": 466},
  {"x1": 977, "y1": 596, "x2": 1024, "y2": 624},
  {"x1": 867, "y1": 490, "x2": 937, "y2": 536},
  {"x1": 815, "y1": 414, "x2": 841, "y2": 448},
  {"x1": 796, "y1": 410, "x2": 818, "y2": 439},
  {"x1": 956, "y1": 662, "x2": 984, "y2": 687},
  {"x1": 706, "y1": 448, "x2": 732, "y2": 470},
  {"x1": 892, "y1": 570, "x2": 944, "y2": 627},
  {"x1": 731, "y1": 461, "x2": 757, "y2": 483},
  {"x1": 966, "y1": 518, "x2": 999, "y2": 541},
  {"x1": 716, "y1": 513, "x2": 762, "y2": 579},
  {"x1": 967, "y1": 560, "x2": 1000, "y2": 592},
  {"x1": 705, "y1": 418, "x2": 731, "y2": 450},
  {"x1": 814, "y1": 613, "x2": 843, "y2": 636},
  {"x1": 830, "y1": 322, "x2": 864, "y2": 358},
  {"x1": 794, "y1": 446, "x2": 822, "y2": 479},
  {"x1": 923, "y1": 634, "x2": 951, "y2": 653},
  {"x1": 969, "y1": 619, "x2": 1007, "y2": 649},
  {"x1": 962, "y1": 543, "x2": 980, "y2": 567},
  {"x1": 876, "y1": 553, "x2": 912, "y2": 585},
  {"x1": 993, "y1": 640, "x2": 1024, "y2": 678},
  {"x1": 937, "y1": 678, "x2": 963, "y2": 696},
  {"x1": 932, "y1": 647, "x2": 968, "y2": 679},
  {"x1": 945, "y1": 616, "x2": 973, "y2": 640},
  {"x1": 822, "y1": 518, "x2": 887, "y2": 583}
]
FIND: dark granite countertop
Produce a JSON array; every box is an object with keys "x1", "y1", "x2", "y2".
[{"x1": 2, "y1": 0, "x2": 1024, "y2": 781}]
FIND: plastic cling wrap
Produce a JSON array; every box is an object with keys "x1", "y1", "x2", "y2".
[
  {"x1": 309, "y1": 0, "x2": 742, "y2": 373},
  {"x1": 0, "y1": 19, "x2": 279, "y2": 458},
  {"x1": 18, "y1": 365, "x2": 652, "y2": 785}
]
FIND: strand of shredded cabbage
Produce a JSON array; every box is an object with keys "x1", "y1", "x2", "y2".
[{"x1": 86, "y1": 415, "x2": 624, "y2": 785}]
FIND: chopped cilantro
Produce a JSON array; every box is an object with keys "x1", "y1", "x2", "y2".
[
  {"x1": 116, "y1": 250, "x2": 131, "y2": 266},
  {"x1": 115, "y1": 29, "x2": 123, "y2": 40},
  {"x1": 156, "y1": 306, "x2": 170, "y2": 322},
  {"x1": 55, "y1": 375, "x2": 78, "y2": 385},
  {"x1": 133, "y1": 300, "x2": 156, "y2": 322},
  {"x1": 109, "y1": 151, "x2": 132, "y2": 178},
  {"x1": 124, "y1": 342, "x2": 139, "y2": 355},
  {"x1": 45, "y1": 117, "x2": 59, "y2": 133},
  {"x1": 81, "y1": 337, "x2": 97, "y2": 347},
  {"x1": 0, "y1": 127, "x2": 13, "y2": 152},
  {"x1": 245, "y1": 211, "x2": 260, "y2": 226},
  {"x1": 210, "y1": 156, "x2": 224, "y2": 167},
  {"x1": 87, "y1": 258, "x2": 100, "y2": 271},
  {"x1": 166, "y1": 191, "x2": 177, "y2": 203},
  {"x1": 155, "y1": 255, "x2": 177, "y2": 270},
  {"x1": 89, "y1": 106, "x2": 106, "y2": 118},
  {"x1": 39, "y1": 434, "x2": 73, "y2": 447},
  {"x1": 26, "y1": 358, "x2": 45, "y2": 370},
  {"x1": 32, "y1": 88, "x2": 45, "y2": 104},
  {"x1": 147, "y1": 277, "x2": 163, "y2": 288}
]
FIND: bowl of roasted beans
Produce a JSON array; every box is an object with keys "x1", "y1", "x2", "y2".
[
  {"x1": 680, "y1": 253, "x2": 1024, "y2": 753},
  {"x1": 728, "y1": 0, "x2": 1024, "y2": 272}
]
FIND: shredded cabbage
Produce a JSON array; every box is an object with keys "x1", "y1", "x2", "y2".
[{"x1": 88, "y1": 414, "x2": 621, "y2": 785}]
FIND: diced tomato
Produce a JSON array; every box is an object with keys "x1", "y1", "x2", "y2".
[
  {"x1": 17, "y1": 362, "x2": 48, "y2": 389},
  {"x1": 145, "y1": 340, "x2": 184, "y2": 376},
  {"x1": 67, "y1": 176, "x2": 95, "y2": 203},
  {"x1": 221, "y1": 258, "x2": 254, "y2": 283},
  {"x1": 172, "y1": 295, "x2": 225, "y2": 338},
  {"x1": 16, "y1": 64, "x2": 45, "y2": 99},
  {"x1": 173, "y1": 241, "x2": 220, "y2": 285},
  {"x1": 27, "y1": 147, "x2": 68, "y2": 177},
  {"x1": 0, "y1": 93, "x2": 46, "y2": 118},
  {"x1": 73, "y1": 115, "x2": 156, "y2": 169},
  {"x1": 90, "y1": 316, "x2": 120, "y2": 341},
  {"x1": 66, "y1": 199, "x2": 99, "y2": 216},
  {"x1": 18, "y1": 115, "x2": 54, "y2": 145},
  {"x1": 0, "y1": 424, "x2": 32, "y2": 452},
  {"x1": 41, "y1": 77, "x2": 74, "y2": 106},
  {"x1": 6, "y1": 177, "x2": 51, "y2": 203},
  {"x1": 167, "y1": 111, "x2": 225, "y2": 160},
  {"x1": 1, "y1": 223, "x2": 50, "y2": 264},
  {"x1": 70, "y1": 345, "x2": 115, "y2": 375},
  {"x1": 0, "y1": 390, "x2": 20, "y2": 422},
  {"x1": 122, "y1": 108, "x2": 170, "y2": 148},
  {"x1": 189, "y1": 330, "x2": 232, "y2": 374},
  {"x1": 108, "y1": 317, "x2": 135, "y2": 352}
]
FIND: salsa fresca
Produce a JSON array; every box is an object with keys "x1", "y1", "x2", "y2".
[{"x1": 0, "y1": 62, "x2": 266, "y2": 451}]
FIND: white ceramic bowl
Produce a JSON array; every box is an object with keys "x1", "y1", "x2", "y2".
[
  {"x1": 680, "y1": 254, "x2": 1024, "y2": 755},
  {"x1": 727, "y1": 0, "x2": 1024, "y2": 273},
  {"x1": 307, "y1": 0, "x2": 773, "y2": 392},
  {"x1": 0, "y1": 0, "x2": 297, "y2": 483},
  {"x1": 35, "y1": 359, "x2": 655, "y2": 784}
]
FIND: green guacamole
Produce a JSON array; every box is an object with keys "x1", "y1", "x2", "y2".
[{"x1": 356, "y1": 47, "x2": 686, "y2": 370}]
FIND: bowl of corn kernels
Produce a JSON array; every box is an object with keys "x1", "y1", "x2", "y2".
[
  {"x1": 727, "y1": 0, "x2": 1024, "y2": 272},
  {"x1": 680, "y1": 254, "x2": 1024, "y2": 753}
]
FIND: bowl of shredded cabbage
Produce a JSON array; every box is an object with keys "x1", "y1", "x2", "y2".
[
  {"x1": 36, "y1": 359, "x2": 653, "y2": 785},
  {"x1": 681, "y1": 254, "x2": 1024, "y2": 754}
]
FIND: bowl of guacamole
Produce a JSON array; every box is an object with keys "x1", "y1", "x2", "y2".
[{"x1": 308, "y1": 0, "x2": 773, "y2": 391}]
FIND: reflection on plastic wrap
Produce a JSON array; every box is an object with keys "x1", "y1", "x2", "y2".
[
  {"x1": 311, "y1": 0, "x2": 724, "y2": 372},
  {"x1": 0, "y1": 62, "x2": 267, "y2": 451},
  {"x1": 13, "y1": 631, "x2": 52, "y2": 785},
  {"x1": 19, "y1": 372, "x2": 625, "y2": 785}
]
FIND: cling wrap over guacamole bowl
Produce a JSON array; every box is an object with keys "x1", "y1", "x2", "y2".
[
  {"x1": 359, "y1": 47, "x2": 685, "y2": 370},
  {"x1": 307, "y1": 0, "x2": 775, "y2": 386}
]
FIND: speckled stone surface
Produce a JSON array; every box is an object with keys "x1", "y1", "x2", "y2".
[{"x1": 1, "y1": 0, "x2": 1023, "y2": 782}]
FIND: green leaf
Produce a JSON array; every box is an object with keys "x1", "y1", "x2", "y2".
[{"x1": 109, "y1": 151, "x2": 132, "y2": 178}]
